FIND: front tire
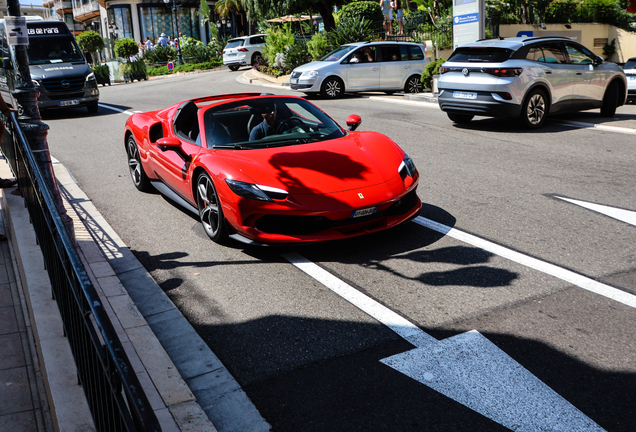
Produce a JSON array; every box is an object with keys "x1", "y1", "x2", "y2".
[
  {"x1": 520, "y1": 88, "x2": 548, "y2": 129},
  {"x1": 196, "y1": 172, "x2": 228, "y2": 243},
  {"x1": 228, "y1": 65, "x2": 240, "y2": 72},
  {"x1": 447, "y1": 113, "x2": 474, "y2": 124},
  {"x1": 404, "y1": 75, "x2": 423, "y2": 93},
  {"x1": 126, "y1": 135, "x2": 151, "y2": 192},
  {"x1": 600, "y1": 82, "x2": 618, "y2": 117},
  {"x1": 321, "y1": 77, "x2": 344, "y2": 99}
]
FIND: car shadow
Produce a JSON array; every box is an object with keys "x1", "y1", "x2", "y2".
[{"x1": 40, "y1": 103, "x2": 133, "y2": 119}]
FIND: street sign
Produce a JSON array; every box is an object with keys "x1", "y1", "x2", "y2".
[
  {"x1": 452, "y1": 0, "x2": 484, "y2": 49},
  {"x1": 5, "y1": 16, "x2": 28, "y2": 46},
  {"x1": 167, "y1": 61, "x2": 174, "y2": 71}
]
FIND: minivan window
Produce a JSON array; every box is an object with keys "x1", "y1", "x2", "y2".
[
  {"x1": 27, "y1": 37, "x2": 84, "y2": 65},
  {"x1": 408, "y1": 45, "x2": 424, "y2": 61},
  {"x1": 381, "y1": 45, "x2": 402, "y2": 62},
  {"x1": 448, "y1": 47, "x2": 513, "y2": 63}
]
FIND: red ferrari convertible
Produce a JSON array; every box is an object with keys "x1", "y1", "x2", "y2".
[{"x1": 124, "y1": 93, "x2": 421, "y2": 244}]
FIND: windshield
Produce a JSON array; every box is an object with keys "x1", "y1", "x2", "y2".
[
  {"x1": 27, "y1": 37, "x2": 85, "y2": 65},
  {"x1": 320, "y1": 45, "x2": 356, "y2": 62},
  {"x1": 203, "y1": 97, "x2": 345, "y2": 149}
]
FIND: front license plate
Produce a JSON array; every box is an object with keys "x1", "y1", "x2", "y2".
[
  {"x1": 351, "y1": 207, "x2": 378, "y2": 218},
  {"x1": 629, "y1": 76, "x2": 636, "y2": 80},
  {"x1": 291, "y1": 78, "x2": 298, "y2": 84},
  {"x1": 453, "y1": 91, "x2": 477, "y2": 100},
  {"x1": 60, "y1": 100, "x2": 79, "y2": 107}
]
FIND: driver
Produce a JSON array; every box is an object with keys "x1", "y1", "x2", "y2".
[{"x1": 249, "y1": 102, "x2": 288, "y2": 141}]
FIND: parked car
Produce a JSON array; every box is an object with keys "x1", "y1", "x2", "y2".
[
  {"x1": 124, "y1": 93, "x2": 421, "y2": 245},
  {"x1": 290, "y1": 41, "x2": 430, "y2": 98},
  {"x1": 437, "y1": 36, "x2": 627, "y2": 128},
  {"x1": 222, "y1": 34, "x2": 266, "y2": 71},
  {"x1": 624, "y1": 57, "x2": 636, "y2": 103}
]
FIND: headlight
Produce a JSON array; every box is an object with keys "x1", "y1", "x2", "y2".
[
  {"x1": 86, "y1": 72, "x2": 95, "y2": 81},
  {"x1": 301, "y1": 70, "x2": 319, "y2": 78},
  {"x1": 398, "y1": 153, "x2": 416, "y2": 179},
  {"x1": 225, "y1": 179, "x2": 288, "y2": 201},
  {"x1": 31, "y1": 79, "x2": 41, "y2": 87}
]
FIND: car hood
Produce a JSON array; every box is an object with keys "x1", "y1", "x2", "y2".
[
  {"x1": 218, "y1": 132, "x2": 405, "y2": 195},
  {"x1": 30, "y1": 62, "x2": 91, "y2": 80},
  {"x1": 293, "y1": 60, "x2": 342, "y2": 73}
]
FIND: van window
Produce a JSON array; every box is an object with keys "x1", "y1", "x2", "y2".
[
  {"x1": 408, "y1": 45, "x2": 424, "y2": 61},
  {"x1": 27, "y1": 37, "x2": 84, "y2": 65},
  {"x1": 381, "y1": 45, "x2": 402, "y2": 62}
]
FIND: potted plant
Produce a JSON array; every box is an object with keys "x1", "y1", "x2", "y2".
[
  {"x1": 76, "y1": 30, "x2": 104, "y2": 66},
  {"x1": 115, "y1": 38, "x2": 147, "y2": 82},
  {"x1": 91, "y1": 64, "x2": 111, "y2": 86}
]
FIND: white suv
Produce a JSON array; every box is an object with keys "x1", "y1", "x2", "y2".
[
  {"x1": 438, "y1": 36, "x2": 627, "y2": 128},
  {"x1": 624, "y1": 57, "x2": 636, "y2": 103},
  {"x1": 222, "y1": 34, "x2": 266, "y2": 71}
]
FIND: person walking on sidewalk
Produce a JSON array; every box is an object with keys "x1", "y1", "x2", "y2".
[{"x1": 0, "y1": 92, "x2": 17, "y2": 241}]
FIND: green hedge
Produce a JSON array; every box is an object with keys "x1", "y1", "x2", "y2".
[{"x1": 146, "y1": 61, "x2": 222, "y2": 76}]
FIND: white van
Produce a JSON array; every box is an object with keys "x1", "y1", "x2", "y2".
[{"x1": 0, "y1": 18, "x2": 99, "y2": 113}]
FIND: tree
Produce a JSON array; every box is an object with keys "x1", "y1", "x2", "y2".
[
  {"x1": 241, "y1": 0, "x2": 351, "y2": 31},
  {"x1": 215, "y1": 0, "x2": 245, "y2": 37},
  {"x1": 76, "y1": 31, "x2": 104, "y2": 65}
]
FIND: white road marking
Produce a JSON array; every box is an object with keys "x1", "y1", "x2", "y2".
[
  {"x1": 556, "y1": 119, "x2": 636, "y2": 135},
  {"x1": 282, "y1": 252, "x2": 436, "y2": 347},
  {"x1": 98, "y1": 103, "x2": 136, "y2": 116},
  {"x1": 283, "y1": 251, "x2": 605, "y2": 430},
  {"x1": 556, "y1": 196, "x2": 636, "y2": 227},
  {"x1": 413, "y1": 216, "x2": 636, "y2": 308},
  {"x1": 381, "y1": 331, "x2": 606, "y2": 432}
]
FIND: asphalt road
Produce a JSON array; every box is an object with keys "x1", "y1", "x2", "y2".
[{"x1": 43, "y1": 69, "x2": 636, "y2": 431}]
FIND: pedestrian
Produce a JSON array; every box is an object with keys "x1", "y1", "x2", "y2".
[
  {"x1": 138, "y1": 40, "x2": 146, "y2": 56},
  {"x1": 157, "y1": 32, "x2": 169, "y2": 47},
  {"x1": 169, "y1": 36, "x2": 175, "y2": 48},
  {"x1": 380, "y1": 0, "x2": 392, "y2": 35},
  {"x1": 0, "y1": 92, "x2": 18, "y2": 241},
  {"x1": 145, "y1": 37, "x2": 153, "y2": 50},
  {"x1": 394, "y1": 0, "x2": 404, "y2": 35}
]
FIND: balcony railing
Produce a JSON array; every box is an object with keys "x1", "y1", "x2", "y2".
[{"x1": 73, "y1": 1, "x2": 100, "y2": 22}]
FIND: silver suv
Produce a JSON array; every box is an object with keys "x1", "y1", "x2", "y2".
[
  {"x1": 290, "y1": 41, "x2": 430, "y2": 98},
  {"x1": 624, "y1": 57, "x2": 636, "y2": 103},
  {"x1": 222, "y1": 34, "x2": 266, "y2": 71},
  {"x1": 437, "y1": 36, "x2": 627, "y2": 128}
]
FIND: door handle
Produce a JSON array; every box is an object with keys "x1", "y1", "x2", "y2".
[
  {"x1": 545, "y1": 70, "x2": 552, "y2": 74},
  {"x1": 373, "y1": 67, "x2": 379, "y2": 71},
  {"x1": 576, "y1": 72, "x2": 582, "y2": 75}
]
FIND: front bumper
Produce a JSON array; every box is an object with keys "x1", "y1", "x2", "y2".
[
  {"x1": 438, "y1": 89, "x2": 522, "y2": 118},
  {"x1": 289, "y1": 77, "x2": 320, "y2": 93},
  {"x1": 35, "y1": 81, "x2": 99, "y2": 110}
]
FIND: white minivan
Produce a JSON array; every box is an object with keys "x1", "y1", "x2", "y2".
[{"x1": 290, "y1": 41, "x2": 430, "y2": 98}]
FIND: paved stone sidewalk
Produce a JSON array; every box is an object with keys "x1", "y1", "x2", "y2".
[{"x1": 0, "y1": 185, "x2": 52, "y2": 432}]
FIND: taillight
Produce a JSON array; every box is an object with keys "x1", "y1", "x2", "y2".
[
  {"x1": 238, "y1": 48, "x2": 248, "y2": 52},
  {"x1": 483, "y1": 68, "x2": 522, "y2": 77},
  {"x1": 439, "y1": 67, "x2": 449, "y2": 74},
  {"x1": 222, "y1": 50, "x2": 226, "y2": 54}
]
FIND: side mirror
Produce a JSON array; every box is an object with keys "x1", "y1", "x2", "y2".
[
  {"x1": 157, "y1": 137, "x2": 191, "y2": 162},
  {"x1": 594, "y1": 55, "x2": 604, "y2": 66},
  {"x1": 346, "y1": 114, "x2": 362, "y2": 131},
  {"x1": 2, "y1": 57, "x2": 11, "y2": 69}
]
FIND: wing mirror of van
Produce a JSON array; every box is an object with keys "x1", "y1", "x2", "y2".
[{"x1": 2, "y1": 58, "x2": 11, "y2": 69}]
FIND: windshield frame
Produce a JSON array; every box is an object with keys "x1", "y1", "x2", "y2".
[{"x1": 202, "y1": 97, "x2": 346, "y2": 150}]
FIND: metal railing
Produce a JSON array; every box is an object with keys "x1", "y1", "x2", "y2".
[{"x1": 1, "y1": 112, "x2": 161, "y2": 432}]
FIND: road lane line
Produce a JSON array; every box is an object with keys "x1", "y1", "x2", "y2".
[
  {"x1": 98, "y1": 103, "x2": 136, "y2": 116},
  {"x1": 282, "y1": 252, "x2": 436, "y2": 347},
  {"x1": 556, "y1": 196, "x2": 636, "y2": 227},
  {"x1": 413, "y1": 216, "x2": 636, "y2": 309},
  {"x1": 555, "y1": 119, "x2": 636, "y2": 135}
]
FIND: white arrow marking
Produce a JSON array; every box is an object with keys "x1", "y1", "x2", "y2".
[
  {"x1": 283, "y1": 252, "x2": 605, "y2": 430},
  {"x1": 555, "y1": 196, "x2": 636, "y2": 227},
  {"x1": 381, "y1": 331, "x2": 605, "y2": 431}
]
